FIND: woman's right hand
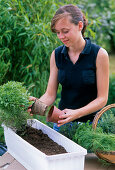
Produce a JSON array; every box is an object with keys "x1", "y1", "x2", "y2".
[
  {"x1": 29, "y1": 96, "x2": 37, "y2": 101},
  {"x1": 27, "y1": 96, "x2": 37, "y2": 114}
]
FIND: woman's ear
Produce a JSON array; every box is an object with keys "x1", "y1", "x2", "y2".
[{"x1": 78, "y1": 21, "x2": 83, "y2": 31}]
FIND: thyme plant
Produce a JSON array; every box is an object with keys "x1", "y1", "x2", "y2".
[{"x1": 0, "y1": 81, "x2": 32, "y2": 131}]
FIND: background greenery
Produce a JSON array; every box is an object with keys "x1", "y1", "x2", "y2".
[
  {"x1": 0, "y1": 0, "x2": 115, "y2": 96},
  {"x1": 0, "y1": 0, "x2": 115, "y2": 144}
]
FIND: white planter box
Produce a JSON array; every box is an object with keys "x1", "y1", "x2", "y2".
[{"x1": 3, "y1": 119, "x2": 87, "y2": 170}]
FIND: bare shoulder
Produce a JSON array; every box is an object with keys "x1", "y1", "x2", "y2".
[
  {"x1": 50, "y1": 50, "x2": 55, "y2": 61},
  {"x1": 97, "y1": 48, "x2": 109, "y2": 60},
  {"x1": 96, "y1": 48, "x2": 109, "y2": 65},
  {"x1": 50, "y1": 50, "x2": 58, "y2": 70}
]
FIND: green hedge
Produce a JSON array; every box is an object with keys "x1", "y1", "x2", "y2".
[
  {"x1": 0, "y1": 0, "x2": 62, "y2": 97},
  {"x1": 108, "y1": 74, "x2": 115, "y2": 105},
  {"x1": 0, "y1": 0, "x2": 104, "y2": 98},
  {"x1": 0, "y1": 60, "x2": 10, "y2": 85},
  {"x1": 1, "y1": 0, "x2": 114, "y2": 98}
]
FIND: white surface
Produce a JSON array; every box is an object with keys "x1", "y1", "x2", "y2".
[{"x1": 3, "y1": 119, "x2": 87, "y2": 170}]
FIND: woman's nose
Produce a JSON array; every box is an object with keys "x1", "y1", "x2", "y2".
[{"x1": 58, "y1": 33, "x2": 65, "y2": 39}]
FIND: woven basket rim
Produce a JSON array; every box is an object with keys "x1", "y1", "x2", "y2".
[
  {"x1": 96, "y1": 151, "x2": 115, "y2": 155},
  {"x1": 92, "y1": 104, "x2": 115, "y2": 129}
]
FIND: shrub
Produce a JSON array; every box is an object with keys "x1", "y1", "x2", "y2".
[
  {"x1": 0, "y1": 59, "x2": 10, "y2": 85},
  {"x1": 0, "y1": 0, "x2": 98, "y2": 98},
  {"x1": 0, "y1": 81, "x2": 32, "y2": 130},
  {"x1": 0, "y1": 126, "x2": 5, "y2": 143},
  {"x1": 108, "y1": 74, "x2": 115, "y2": 105},
  {"x1": 0, "y1": 0, "x2": 61, "y2": 97}
]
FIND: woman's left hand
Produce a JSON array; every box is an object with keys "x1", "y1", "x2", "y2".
[{"x1": 57, "y1": 109, "x2": 78, "y2": 127}]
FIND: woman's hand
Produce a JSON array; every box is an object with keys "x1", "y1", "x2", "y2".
[
  {"x1": 57, "y1": 109, "x2": 78, "y2": 127},
  {"x1": 29, "y1": 96, "x2": 37, "y2": 101},
  {"x1": 27, "y1": 96, "x2": 37, "y2": 114}
]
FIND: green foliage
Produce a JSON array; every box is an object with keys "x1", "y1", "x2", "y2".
[
  {"x1": 98, "y1": 111, "x2": 115, "y2": 134},
  {"x1": 73, "y1": 121, "x2": 115, "y2": 153},
  {"x1": 0, "y1": 0, "x2": 99, "y2": 98},
  {"x1": 0, "y1": 0, "x2": 61, "y2": 97},
  {"x1": 0, "y1": 81, "x2": 32, "y2": 130},
  {"x1": 92, "y1": 133, "x2": 115, "y2": 153},
  {"x1": 58, "y1": 111, "x2": 115, "y2": 155},
  {"x1": 0, "y1": 59, "x2": 10, "y2": 85},
  {"x1": 108, "y1": 74, "x2": 115, "y2": 105},
  {"x1": 0, "y1": 0, "x2": 114, "y2": 100},
  {"x1": 59, "y1": 122, "x2": 79, "y2": 140},
  {"x1": 79, "y1": 0, "x2": 115, "y2": 52},
  {"x1": 0, "y1": 126, "x2": 5, "y2": 143}
]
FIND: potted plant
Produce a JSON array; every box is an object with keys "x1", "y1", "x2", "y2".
[
  {"x1": 0, "y1": 81, "x2": 32, "y2": 131},
  {"x1": 0, "y1": 81, "x2": 87, "y2": 170}
]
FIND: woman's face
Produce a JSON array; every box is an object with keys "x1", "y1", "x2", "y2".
[{"x1": 54, "y1": 16, "x2": 83, "y2": 47}]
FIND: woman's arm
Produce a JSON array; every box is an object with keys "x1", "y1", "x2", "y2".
[
  {"x1": 58, "y1": 48, "x2": 109, "y2": 126},
  {"x1": 38, "y1": 50, "x2": 59, "y2": 106}
]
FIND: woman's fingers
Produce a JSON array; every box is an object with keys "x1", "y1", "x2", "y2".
[
  {"x1": 59, "y1": 111, "x2": 69, "y2": 119},
  {"x1": 27, "y1": 104, "x2": 33, "y2": 112},
  {"x1": 57, "y1": 118, "x2": 68, "y2": 127},
  {"x1": 27, "y1": 96, "x2": 36, "y2": 113},
  {"x1": 29, "y1": 96, "x2": 37, "y2": 101}
]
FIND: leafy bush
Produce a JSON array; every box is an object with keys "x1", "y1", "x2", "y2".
[
  {"x1": 0, "y1": 59, "x2": 10, "y2": 85},
  {"x1": 0, "y1": 0, "x2": 61, "y2": 97},
  {"x1": 108, "y1": 74, "x2": 115, "y2": 105},
  {"x1": 0, "y1": 126, "x2": 5, "y2": 143},
  {"x1": 79, "y1": 0, "x2": 115, "y2": 52},
  {"x1": 0, "y1": 0, "x2": 101, "y2": 98},
  {"x1": 0, "y1": 0, "x2": 114, "y2": 100},
  {"x1": 0, "y1": 81, "x2": 32, "y2": 130},
  {"x1": 59, "y1": 122, "x2": 79, "y2": 140}
]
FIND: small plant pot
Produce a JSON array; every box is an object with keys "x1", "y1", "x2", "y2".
[
  {"x1": 31, "y1": 99, "x2": 48, "y2": 116},
  {"x1": 46, "y1": 106, "x2": 65, "y2": 123}
]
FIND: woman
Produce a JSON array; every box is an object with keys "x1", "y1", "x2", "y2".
[{"x1": 28, "y1": 4, "x2": 109, "y2": 131}]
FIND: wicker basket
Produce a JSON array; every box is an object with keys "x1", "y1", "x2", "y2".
[{"x1": 92, "y1": 104, "x2": 115, "y2": 164}]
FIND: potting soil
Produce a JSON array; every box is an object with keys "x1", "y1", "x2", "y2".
[{"x1": 18, "y1": 126, "x2": 67, "y2": 155}]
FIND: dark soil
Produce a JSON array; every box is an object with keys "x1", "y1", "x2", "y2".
[{"x1": 17, "y1": 126, "x2": 67, "y2": 155}]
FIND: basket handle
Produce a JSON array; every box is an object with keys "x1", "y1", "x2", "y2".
[{"x1": 92, "y1": 104, "x2": 115, "y2": 130}]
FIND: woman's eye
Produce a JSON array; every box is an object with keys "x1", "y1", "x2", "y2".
[{"x1": 63, "y1": 31, "x2": 69, "y2": 34}]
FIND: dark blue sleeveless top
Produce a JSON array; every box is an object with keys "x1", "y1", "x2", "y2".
[{"x1": 55, "y1": 38, "x2": 101, "y2": 122}]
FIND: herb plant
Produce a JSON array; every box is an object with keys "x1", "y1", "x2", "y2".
[
  {"x1": 0, "y1": 81, "x2": 32, "y2": 130},
  {"x1": 73, "y1": 121, "x2": 115, "y2": 153},
  {"x1": 98, "y1": 111, "x2": 115, "y2": 134}
]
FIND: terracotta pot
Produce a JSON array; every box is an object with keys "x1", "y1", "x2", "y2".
[
  {"x1": 46, "y1": 106, "x2": 65, "y2": 123},
  {"x1": 31, "y1": 99, "x2": 48, "y2": 116}
]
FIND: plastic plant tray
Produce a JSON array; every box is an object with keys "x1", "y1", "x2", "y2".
[{"x1": 3, "y1": 119, "x2": 87, "y2": 170}]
